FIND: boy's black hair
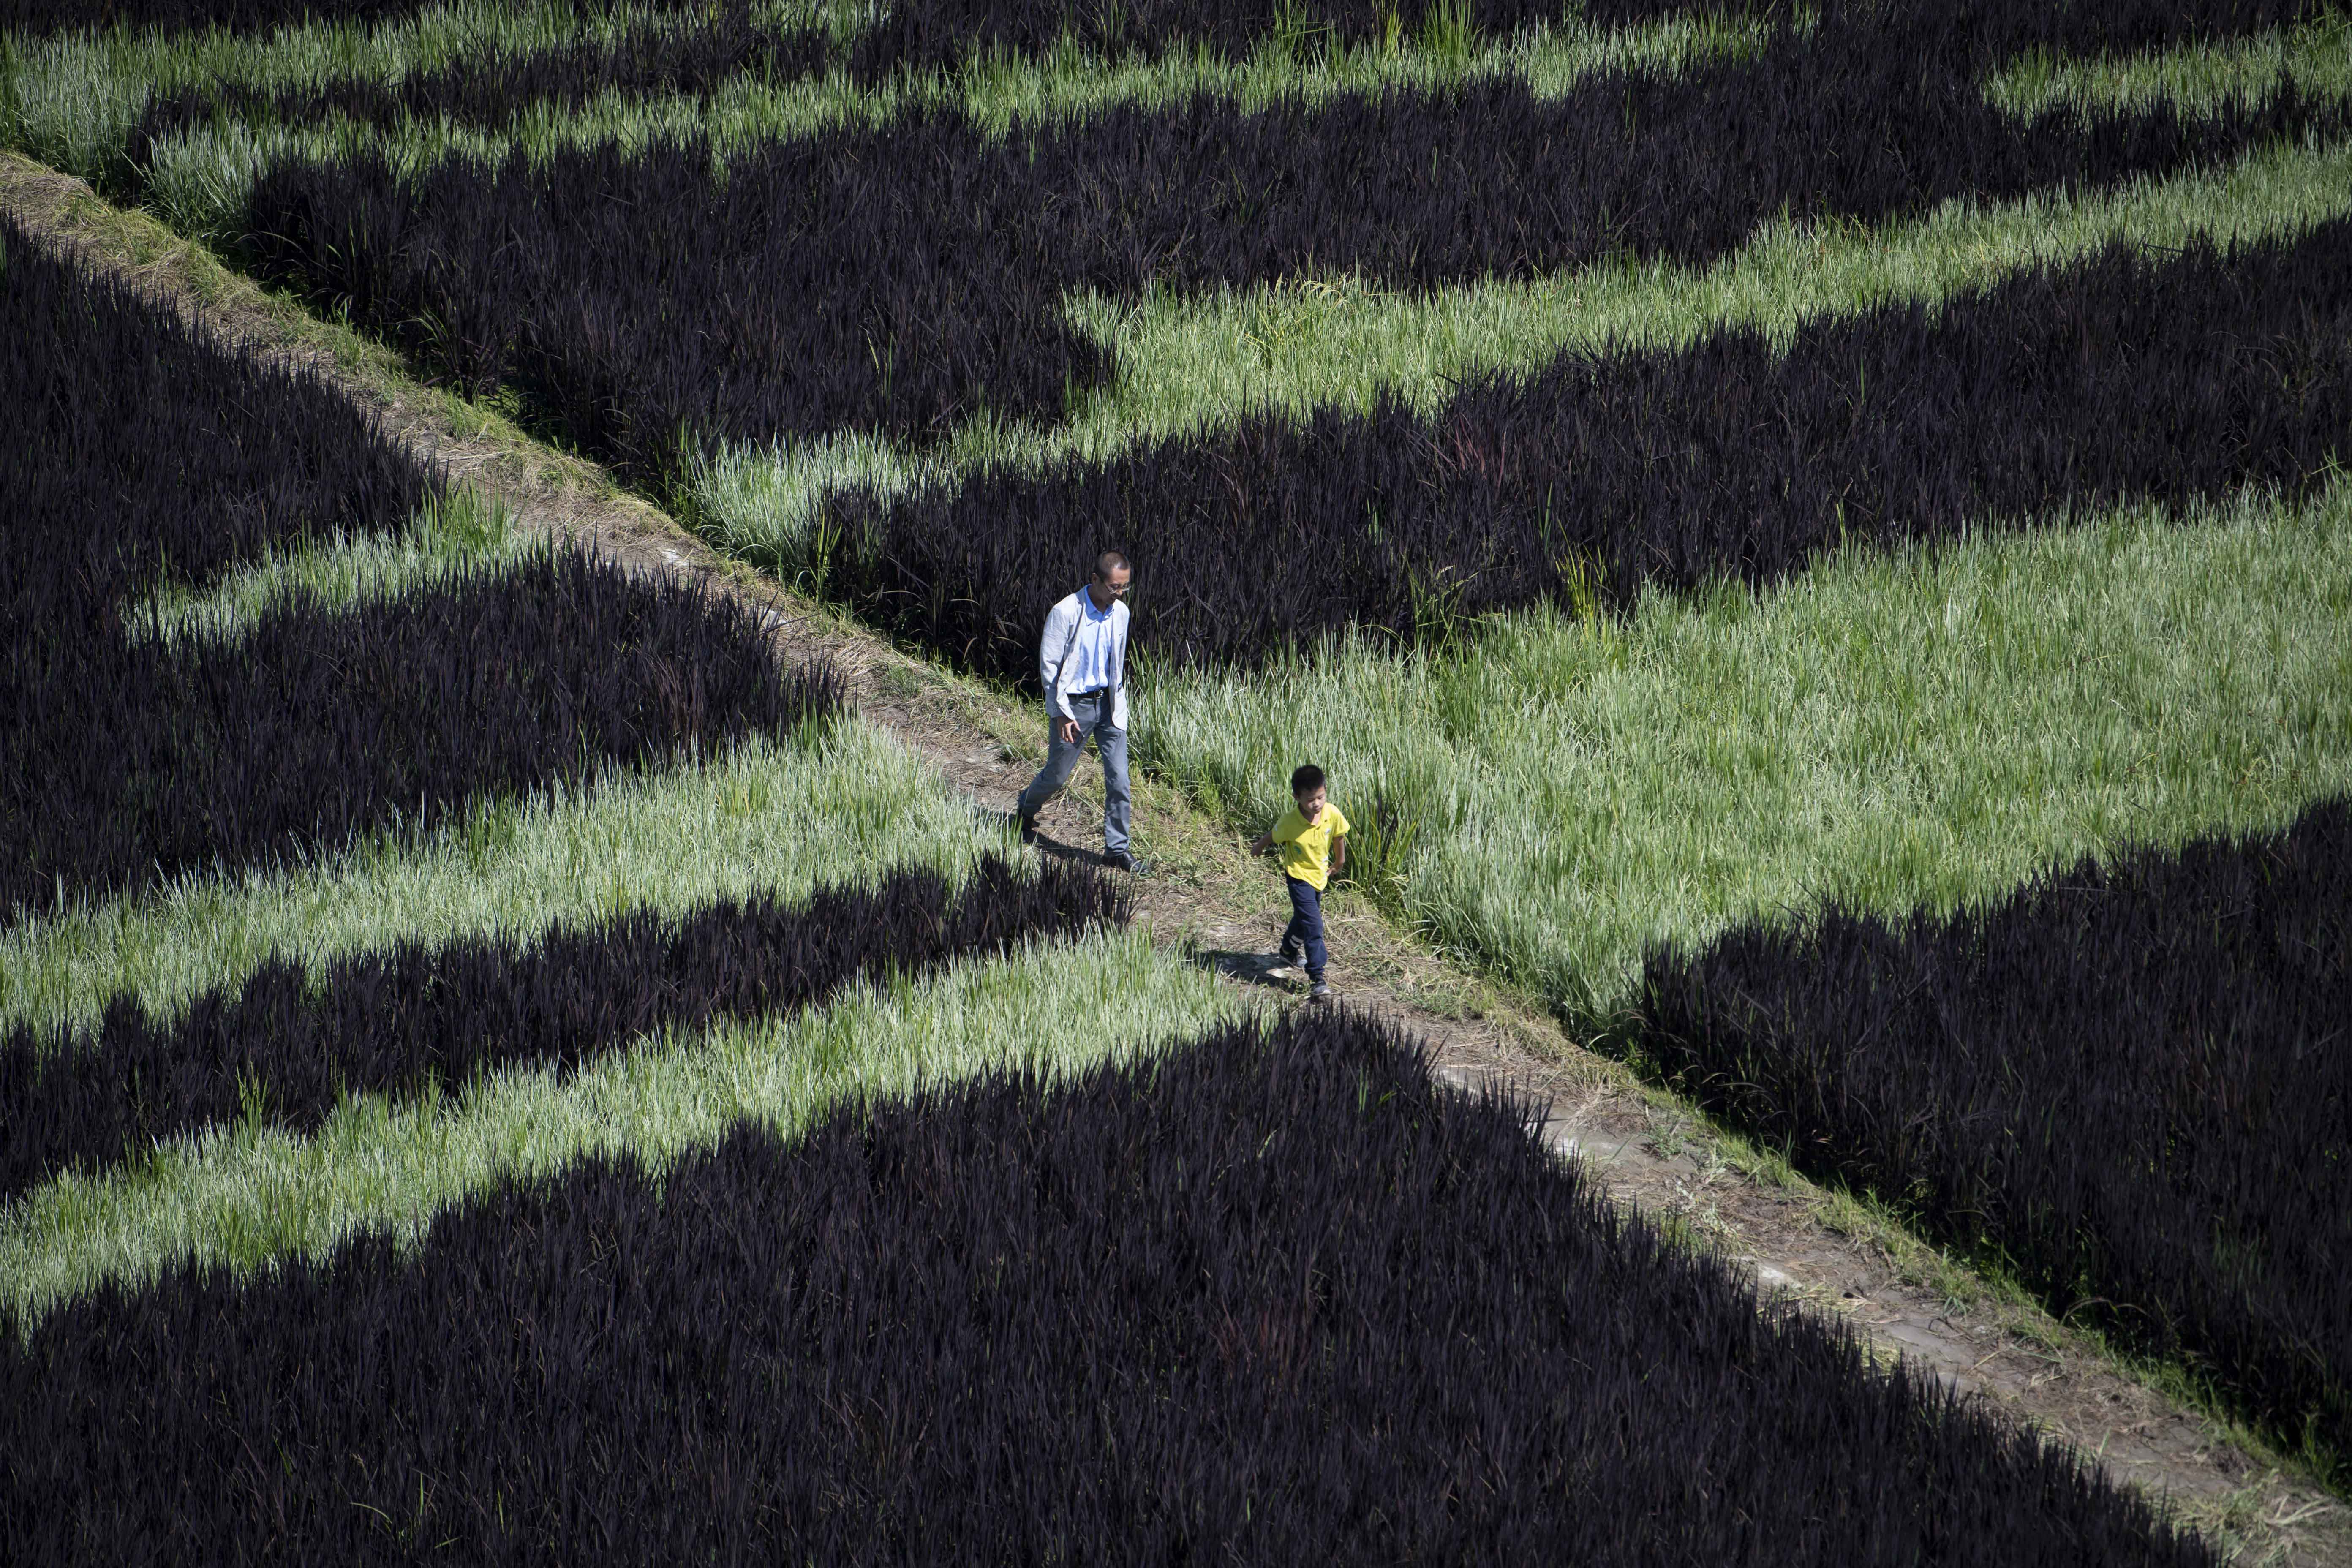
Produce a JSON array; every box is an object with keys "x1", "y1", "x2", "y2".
[{"x1": 1290, "y1": 763, "x2": 1326, "y2": 797}]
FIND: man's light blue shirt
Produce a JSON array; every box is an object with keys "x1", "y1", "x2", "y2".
[{"x1": 1063, "y1": 588, "x2": 1121, "y2": 694}]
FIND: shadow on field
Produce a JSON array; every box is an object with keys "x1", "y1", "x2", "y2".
[
  {"x1": 1007, "y1": 813, "x2": 1133, "y2": 872},
  {"x1": 1188, "y1": 948, "x2": 1305, "y2": 996}
]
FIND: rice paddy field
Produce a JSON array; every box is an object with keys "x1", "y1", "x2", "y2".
[{"x1": 3, "y1": 0, "x2": 2349, "y2": 1559}]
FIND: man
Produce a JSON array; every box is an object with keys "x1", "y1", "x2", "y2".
[{"x1": 1017, "y1": 552, "x2": 1137, "y2": 872}]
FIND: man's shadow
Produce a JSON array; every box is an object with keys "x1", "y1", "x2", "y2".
[{"x1": 1002, "y1": 811, "x2": 1120, "y2": 870}]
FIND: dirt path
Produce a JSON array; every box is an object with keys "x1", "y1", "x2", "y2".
[{"x1": 7, "y1": 152, "x2": 2341, "y2": 1564}]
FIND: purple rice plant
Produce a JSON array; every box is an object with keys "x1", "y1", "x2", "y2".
[
  {"x1": 0, "y1": 854, "x2": 1125, "y2": 1197},
  {"x1": 832, "y1": 216, "x2": 2352, "y2": 679},
  {"x1": 237, "y1": 5, "x2": 2348, "y2": 474},
  {"x1": 126, "y1": 0, "x2": 831, "y2": 152},
  {"x1": 0, "y1": 211, "x2": 841, "y2": 922},
  {"x1": 1633, "y1": 795, "x2": 2352, "y2": 1471},
  {"x1": 0, "y1": 1006, "x2": 2216, "y2": 1564}
]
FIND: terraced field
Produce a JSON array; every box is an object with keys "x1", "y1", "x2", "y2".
[{"x1": 4, "y1": 0, "x2": 2348, "y2": 1559}]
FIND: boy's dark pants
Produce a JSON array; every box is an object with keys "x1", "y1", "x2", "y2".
[{"x1": 1282, "y1": 876, "x2": 1327, "y2": 981}]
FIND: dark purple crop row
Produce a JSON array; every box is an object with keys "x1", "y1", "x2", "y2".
[
  {"x1": 1635, "y1": 795, "x2": 2352, "y2": 1471},
  {"x1": 1, "y1": 211, "x2": 838, "y2": 925},
  {"x1": 91, "y1": 0, "x2": 2347, "y2": 206},
  {"x1": 836, "y1": 216, "x2": 2352, "y2": 679},
  {"x1": 0, "y1": 855, "x2": 1124, "y2": 1199},
  {"x1": 11, "y1": 549, "x2": 844, "y2": 922},
  {"x1": 238, "y1": 5, "x2": 2344, "y2": 474},
  {"x1": 0, "y1": 1007, "x2": 2211, "y2": 1565}
]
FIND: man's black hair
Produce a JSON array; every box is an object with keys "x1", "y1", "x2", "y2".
[
  {"x1": 1290, "y1": 763, "x2": 1326, "y2": 797},
  {"x1": 1094, "y1": 550, "x2": 1130, "y2": 578}
]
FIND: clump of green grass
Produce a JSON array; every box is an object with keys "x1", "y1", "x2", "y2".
[{"x1": 1135, "y1": 480, "x2": 2352, "y2": 1021}]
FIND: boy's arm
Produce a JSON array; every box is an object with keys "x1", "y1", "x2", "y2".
[
  {"x1": 1250, "y1": 811, "x2": 1294, "y2": 856},
  {"x1": 1330, "y1": 834, "x2": 1347, "y2": 876}
]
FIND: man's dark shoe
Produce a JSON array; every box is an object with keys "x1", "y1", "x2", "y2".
[
  {"x1": 1105, "y1": 849, "x2": 1140, "y2": 874},
  {"x1": 1018, "y1": 814, "x2": 1041, "y2": 845}
]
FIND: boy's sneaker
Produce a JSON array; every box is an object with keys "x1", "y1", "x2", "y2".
[
  {"x1": 1263, "y1": 946, "x2": 1302, "y2": 975},
  {"x1": 1309, "y1": 980, "x2": 1336, "y2": 1004}
]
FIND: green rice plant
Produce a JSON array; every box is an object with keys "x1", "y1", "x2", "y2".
[
  {"x1": 123, "y1": 484, "x2": 524, "y2": 645},
  {"x1": 1046, "y1": 129, "x2": 2352, "y2": 453},
  {"x1": 1988, "y1": 10, "x2": 2352, "y2": 120},
  {"x1": 0, "y1": 926, "x2": 1247, "y2": 1331},
  {"x1": 0, "y1": 719, "x2": 1009, "y2": 1037},
  {"x1": 0, "y1": 0, "x2": 863, "y2": 176},
  {"x1": 2, "y1": 0, "x2": 679, "y2": 181},
  {"x1": 690, "y1": 132, "x2": 2352, "y2": 583},
  {"x1": 14, "y1": 4, "x2": 1764, "y2": 233},
  {"x1": 938, "y1": 6, "x2": 1771, "y2": 129},
  {"x1": 680, "y1": 428, "x2": 926, "y2": 597},
  {"x1": 1134, "y1": 479, "x2": 2352, "y2": 1021}
]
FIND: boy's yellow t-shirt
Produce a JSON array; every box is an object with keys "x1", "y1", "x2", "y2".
[{"x1": 1272, "y1": 802, "x2": 1350, "y2": 890}]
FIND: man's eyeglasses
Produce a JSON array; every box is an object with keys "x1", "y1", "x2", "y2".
[{"x1": 1092, "y1": 575, "x2": 1132, "y2": 596}]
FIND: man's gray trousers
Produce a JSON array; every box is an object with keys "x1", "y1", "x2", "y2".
[{"x1": 1016, "y1": 690, "x2": 1130, "y2": 855}]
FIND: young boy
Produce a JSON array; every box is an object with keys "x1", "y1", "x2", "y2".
[{"x1": 1248, "y1": 763, "x2": 1349, "y2": 1003}]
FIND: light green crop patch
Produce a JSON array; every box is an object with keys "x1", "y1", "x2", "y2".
[
  {"x1": 0, "y1": 719, "x2": 1009, "y2": 1038},
  {"x1": 1053, "y1": 132, "x2": 2352, "y2": 451},
  {"x1": 1987, "y1": 11, "x2": 2352, "y2": 121},
  {"x1": 122, "y1": 486, "x2": 527, "y2": 646},
  {"x1": 1136, "y1": 481, "x2": 2352, "y2": 1021},
  {"x1": 0, "y1": 928, "x2": 1250, "y2": 1331}
]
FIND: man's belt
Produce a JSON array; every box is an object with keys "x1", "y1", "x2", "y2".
[{"x1": 1069, "y1": 687, "x2": 1109, "y2": 700}]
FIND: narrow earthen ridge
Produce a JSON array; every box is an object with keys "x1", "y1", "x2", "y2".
[{"x1": 5, "y1": 148, "x2": 2340, "y2": 1563}]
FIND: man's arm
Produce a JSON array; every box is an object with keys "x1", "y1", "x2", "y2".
[{"x1": 1038, "y1": 598, "x2": 1079, "y2": 736}]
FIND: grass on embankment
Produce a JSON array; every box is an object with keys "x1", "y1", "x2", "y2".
[
  {"x1": 1135, "y1": 480, "x2": 2352, "y2": 1022},
  {"x1": 0, "y1": 719, "x2": 1010, "y2": 1037},
  {"x1": 0, "y1": 927, "x2": 1245, "y2": 1331}
]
